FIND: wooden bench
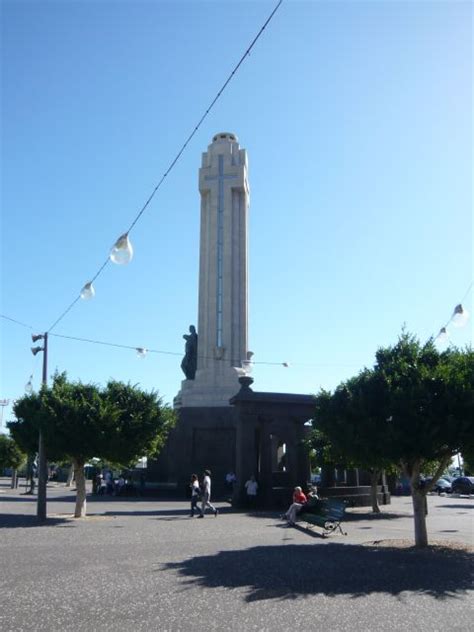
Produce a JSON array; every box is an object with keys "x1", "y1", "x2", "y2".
[{"x1": 298, "y1": 498, "x2": 348, "y2": 537}]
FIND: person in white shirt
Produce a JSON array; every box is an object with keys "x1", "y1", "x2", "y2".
[
  {"x1": 198, "y1": 469, "x2": 218, "y2": 518},
  {"x1": 190, "y1": 473, "x2": 200, "y2": 517},
  {"x1": 244, "y1": 475, "x2": 259, "y2": 508}
]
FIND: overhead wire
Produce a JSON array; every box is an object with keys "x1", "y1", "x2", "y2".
[
  {"x1": 2, "y1": 274, "x2": 472, "y2": 380},
  {"x1": 49, "y1": 332, "x2": 299, "y2": 366},
  {"x1": 0, "y1": 314, "x2": 35, "y2": 330},
  {"x1": 45, "y1": 0, "x2": 284, "y2": 335},
  {"x1": 434, "y1": 280, "x2": 473, "y2": 341}
]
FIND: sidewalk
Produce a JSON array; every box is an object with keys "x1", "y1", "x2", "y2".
[
  {"x1": 0, "y1": 484, "x2": 472, "y2": 631},
  {"x1": 1, "y1": 478, "x2": 472, "y2": 547}
]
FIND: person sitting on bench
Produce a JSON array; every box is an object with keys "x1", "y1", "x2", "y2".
[{"x1": 282, "y1": 486, "x2": 308, "y2": 525}]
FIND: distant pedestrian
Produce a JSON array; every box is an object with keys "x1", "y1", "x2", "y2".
[
  {"x1": 93, "y1": 472, "x2": 102, "y2": 494},
  {"x1": 190, "y1": 474, "x2": 200, "y2": 517},
  {"x1": 115, "y1": 475, "x2": 125, "y2": 496},
  {"x1": 225, "y1": 471, "x2": 236, "y2": 494},
  {"x1": 198, "y1": 469, "x2": 218, "y2": 518},
  {"x1": 244, "y1": 475, "x2": 258, "y2": 509},
  {"x1": 105, "y1": 470, "x2": 114, "y2": 495},
  {"x1": 97, "y1": 474, "x2": 106, "y2": 495}
]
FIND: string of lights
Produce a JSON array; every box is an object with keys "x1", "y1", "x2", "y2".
[
  {"x1": 2, "y1": 276, "x2": 472, "y2": 396},
  {"x1": 49, "y1": 332, "x2": 295, "y2": 367},
  {"x1": 45, "y1": 0, "x2": 284, "y2": 335},
  {"x1": 0, "y1": 312, "x2": 361, "y2": 373},
  {"x1": 434, "y1": 281, "x2": 472, "y2": 345}
]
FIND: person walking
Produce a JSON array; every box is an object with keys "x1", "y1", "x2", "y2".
[
  {"x1": 198, "y1": 469, "x2": 218, "y2": 518},
  {"x1": 190, "y1": 473, "x2": 201, "y2": 517}
]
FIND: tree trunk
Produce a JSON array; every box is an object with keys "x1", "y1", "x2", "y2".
[
  {"x1": 370, "y1": 469, "x2": 381, "y2": 513},
  {"x1": 406, "y1": 459, "x2": 429, "y2": 547},
  {"x1": 66, "y1": 464, "x2": 74, "y2": 487},
  {"x1": 73, "y1": 459, "x2": 87, "y2": 518},
  {"x1": 411, "y1": 488, "x2": 428, "y2": 547},
  {"x1": 10, "y1": 469, "x2": 17, "y2": 489},
  {"x1": 25, "y1": 455, "x2": 35, "y2": 494}
]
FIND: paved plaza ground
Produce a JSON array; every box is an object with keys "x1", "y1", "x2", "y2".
[{"x1": 0, "y1": 479, "x2": 472, "y2": 631}]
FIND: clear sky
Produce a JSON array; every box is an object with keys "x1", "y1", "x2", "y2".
[{"x1": 1, "y1": 0, "x2": 472, "y2": 427}]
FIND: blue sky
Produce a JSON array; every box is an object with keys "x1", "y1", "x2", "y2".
[{"x1": 1, "y1": 0, "x2": 472, "y2": 427}]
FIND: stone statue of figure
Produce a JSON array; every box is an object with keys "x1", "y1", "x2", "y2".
[{"x1": 181, "y1": 325, "x2": 198, "y2": 380}]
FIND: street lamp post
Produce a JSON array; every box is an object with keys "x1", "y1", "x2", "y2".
[{"x1": 31, "y1": 333, "x2": 48, "y2": 521}]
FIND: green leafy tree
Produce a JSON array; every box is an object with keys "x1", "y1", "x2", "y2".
[
  {"x1": 312, "y1": 333, "x2": 473, "y2": 547},
  {"x1": 9, "y1": 393, "x2": 58, "y2": 493},
  {"x1": 101, "y1": 380, "x2": 175, "y2": 466},
  {"x1": 461, "y1": 448, "x2": 474, "y2": 475},
  {"x1": 0, "y1": 433, "x2": 25, "y2": 470},
  {"x1": 0, "y1": 433, "x2": 26, "y2": 489},
  {"x1": 11, "y1": 373, "x2": 176, "y2": 518},
  {"x1": 313, "y1": 370, "x2": 395, "y2": 513},
  {"x1": 375, "y1": 335, "x2": 473, "y2": 546}
]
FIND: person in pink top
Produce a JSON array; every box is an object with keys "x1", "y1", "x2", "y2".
[{"x1": 282, "y1": 486, "x2": 307, "y2": 525}]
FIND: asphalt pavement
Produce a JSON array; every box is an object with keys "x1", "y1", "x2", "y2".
[{"x1": 0, "y1": 479, "x2": 472, "y2": 632}]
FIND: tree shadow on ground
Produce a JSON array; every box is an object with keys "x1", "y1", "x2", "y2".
[
  {"x1": 0, "y1": 494, "x2": 77, "y2": 504},
  {"x1": 101, "y1": 506, "x2": 236, "y2": 518},
  {"x1": 344, "y1": 511, "x2": 408, "y2": 521},
  {"x1": 100, "y1": 509, "x2": 187, "y2": 517},
  {"x1": 437, "y1": 504, "x2": 473, "y2": 510},
  {"x1": 0, "y1": 514, "x2": 72, "y2": 528},
  {"x1": 160, "y1": 542, "x2": 472, "y2": 602},
  {"x1": 97, "y1": 507, "x2": 235, "y2": 520},
  {"x1": 248, "y1": 509, "x2": 408, "y2": 522}
]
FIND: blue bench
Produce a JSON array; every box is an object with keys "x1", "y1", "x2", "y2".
[{"x1": 298, "y1": 498, "x2": 348, "y2": 537}]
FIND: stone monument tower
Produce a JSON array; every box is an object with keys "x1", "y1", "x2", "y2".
[{"x1": 175, "y1": 132, "x2": 250, "y2": 407}]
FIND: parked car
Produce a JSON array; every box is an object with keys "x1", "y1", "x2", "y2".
[
  {"x1": 440, "y1": 475, "x2": 455, "y2": 483},
  {"x1": 432, "y1": 478, "x2": 452, "y2": 493},
  {"x1": 451, "y1": 476, "x2": 474, "y2": 495}
]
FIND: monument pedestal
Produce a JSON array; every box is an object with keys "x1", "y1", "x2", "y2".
[
  {"x1": 148, "y1": 405, "x2": 238, "y2": 499},
  {"x1": 174, "y1": 366, "x2": 246, "y2": 408}
]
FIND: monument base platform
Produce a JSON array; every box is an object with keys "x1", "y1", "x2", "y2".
[
  {"x1": 319, "y1": 485, "x2": 391, "y2": 507},
  {"x1": 148, "y1": 405, "x2": 238, "y2": 498}
]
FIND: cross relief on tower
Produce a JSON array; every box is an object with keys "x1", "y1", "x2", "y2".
[{"x1": 175, "y1": 133, "x2": 250, "y2": 408}]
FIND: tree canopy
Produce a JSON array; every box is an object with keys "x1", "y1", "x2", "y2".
[
  {"x1": 0, "y1": 434, "x2": 25, "y2": 471},
  {"x1": 10, "y1": 373, "x2": 176, "y2": 517},
  {"x1": 311, "y1": 332, "x2": 474, "y2": 546}
]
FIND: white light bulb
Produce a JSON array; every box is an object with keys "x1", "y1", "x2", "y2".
[
  {"x1": 136, "y1": 348, "x2": 147, "y2": 358},
  {"x1": 435, "y1": 327, "x2": 449, "y2": 344},
  {"x1": 110, "y1": 233, "x2": 133, "y2": 265},
  {"x1": 80, "y1": 282, "x2": 95, "y2": 300},
  {"x1": 452, "y1": 304, "x2": 469, "y2": 328},
  {"x1": 25, "y1": 377, "x2": 33, "y2": 394}
]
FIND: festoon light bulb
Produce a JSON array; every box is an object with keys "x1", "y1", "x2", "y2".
[
  {"x1": 80, "y1": 282, "x2": 95, "y2": 300},
  {"x1": 110, "y1": 233, "x2": 133, "y2": 265},
  {"x1": 452, "y1": 304, "x2": 469, "y2": 328},
  {"x1": 435, "y1": 327, "x2": 449, "y2": 344}
]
